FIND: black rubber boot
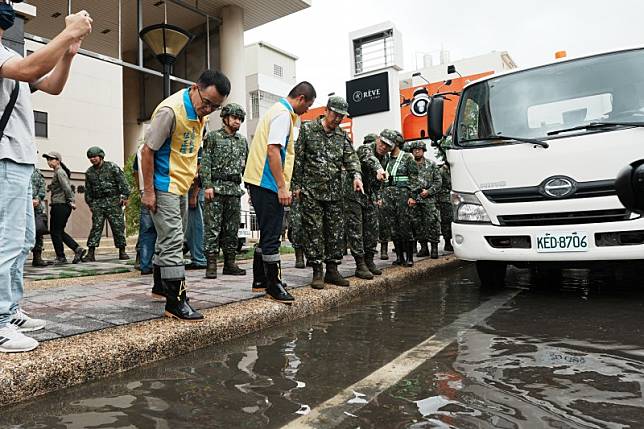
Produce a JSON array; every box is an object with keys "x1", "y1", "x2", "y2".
[
  {"x1": 311, "y1": 263, "x2": 324, "y2": 289},
  {"x1": 444, "y1": 240, "x2": 454, "y2": 252},
  {"x1": 118, "y1": 247, "x2": 130, "y2": 260},
  {"x1": 151, "y1": 265, "x2": 166, "y2": 299},
  {"x1": 365, "y1": 253, "x2": 382, "y2": 275},
  {"x1": 265, "y1": 261, "x2": 294, "y2": 303},
  {"x1": 380, "y1": 241, "x2": 389, "y2": 260},
  {"x1": 54, "y1": 256, "x2": 68, "y2": 265},
  {"x1": 295, "y1": 248, "x2": 305, "y2": 269},
  {"x1": 354, "y1": 255, "x2": 374, "y2": 280},
  {"x1": 222, "y1": 253, "x2": 246, "y2": 275},
  {"x1": 404, "y1": 241, "x2": 415, "y2": 267},
  {"x1": 324, "y1": 262, "x2": 350, "y2": 287},
  {"x1": 430, "y1": 242, "x2": 439, "y2": 259},
  {"x1": 417, "y1": 241, "x2": 430, "y2": 257},
  {"x1": 83, "y1": 247, "x2": 95, "y2": 262},
  {"x1": 205, "y1": 253, "x2": 218, "y2": 279},
  {"x1": 164, "y1": 279, "x2": 204, "y2": 321},
  {"x1": 252, "y1": 249, "x2": 266, "y2": 292},
  {"x1": 392, "y1": 241, "x2": 404, "y2": 266},
  {"x1": 32, "y1": 250, "x2": 48, "y2": 267}
]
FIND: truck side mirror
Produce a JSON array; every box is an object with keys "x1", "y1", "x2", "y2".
[
  {"x1": 427, "y1": 96, "x2": 444, "y2": 142},
  {"x1": 615, "y1": 160, "x2": 644, "y2": 215}
]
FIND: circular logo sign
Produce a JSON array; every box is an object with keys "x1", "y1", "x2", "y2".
[
  {"x1": 543, "y1": 177, "x2": 575, "y2": 198},
  {"x1": 352, "y1": 91, "x2": 363, "y2": 103}
]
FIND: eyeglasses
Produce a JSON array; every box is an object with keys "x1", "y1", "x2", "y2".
[{"x1": 197, "y1": 86, "x2": 221, "y2": 112}]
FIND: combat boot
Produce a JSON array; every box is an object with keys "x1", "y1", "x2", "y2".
[
  {"x1": 118, "y1": 247, "x2": 130, "y2": 260},
  {"x1": 295, "y1": 248, "x2": 305, "y2": 269},
  {"x1": 430, "y1": 242, "x2": 439, "y2": 259},
  {"x1": 417, "y1": 241, "x2": 430, "y2": 257},
  {"x1": 151, "y1": 265, "x2": 166, "y2": 299},
  {"x1": 223, "y1": 253, "x2": 246, "y2": 275},
  {"x1": 392, "y1": 241, "x2": 404, "y2": 266},
  {"x1": 311, "y1": 263, "x2": 324, "y2": 289},
  {"x1": 31, "y1": 250, "x2": 48, "y2": 267},
  {"x1": 83, "y1": 247, "x2": 96, "y2": 262},
  {"x1": 353, "y1": 255, "x2": 374, "y2": 280},
  {"x1": 324, "y1": 262, "x2": 350, "y2": 287},
  {"x1": 265, "y1": 261, "x2": 294, "y2": 303},
  {"x1": 444, "y1": 240, "x2": 454, "y2": 252},
  {"x1": 164, "y1": 279, "x2": 204, "y2": 321},
  {"x1": 252, "y1": 248, "x2": 266, "y2": 292},
  {"x1": 404, "y1": 241, "x2": 415, "y2": 267},
  {"x1": 364, "y1": 253, "x2": 382, "y2": 275},
  {"x1": 380, "y1": 241, "x2": 389, "y2": 260},
  {"x1": 205, "y1": 253, "x2": 218, "y2": 279}
]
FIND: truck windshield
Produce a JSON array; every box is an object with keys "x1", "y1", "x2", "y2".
[{"x1": 455, "y1": 48, "x2": 644, "y2": 146}]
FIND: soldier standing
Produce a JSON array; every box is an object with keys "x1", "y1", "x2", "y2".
[
  {"x1": 410, "y1": 141, "x2": 442, "y2": 259},
  {"x1": 382, "y1": 130, "x2": 420, "y2": 267},
  {"x1": 84, "y1": 146, "x2": 131, "y2": 261},
  {"x1": 438, "y1": 161, "x2": 454, "y2": 252},
  {"x1": 202, "y1": 103, "x2": 248, "y2": 279},
  {"x1": 31, "y1": 168, "x2": 49, "y2": 267},
  {"x1": 344, "y1": 132, "x2": 392, "y2": 279},
  {"x1": 287, "y1": 197, "x2": 305, "y2": 268},
  {"x1": 292, "y1": 96, "x2": 363, "y2": 289}
]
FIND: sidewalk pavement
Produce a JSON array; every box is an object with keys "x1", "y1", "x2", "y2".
[{"x1": 23, "y1": 250, "x2": 440, "y2": 343}]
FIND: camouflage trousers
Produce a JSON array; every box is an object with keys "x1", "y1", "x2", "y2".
[
  {"x1": 87, "y1": 198, "x2": 127, "y2": 248},
  {"x1": 382, "y1": 187, "x2": 413, "y2": 242},
  {"x1": 412, "y1": 200, "x2": 441, "y2": 244},
  {"x1": 344, "y1": 198, "x2": 379, "y2": 257},
  {"x1": 301, "y1": 194, "x2": 344, "y2": 265},
  {"x1": 378, "y1": 205, "x2": 391, "y2": 242},
  {"x1": 287, "y1": 197, "x2": 304, "y2": 249},
  {"x1": 203, "y1": 194, "x2": 240, "y2": 255},
  {"x1": 438, "y1": 200, "x2": 453, "y2": 240}
]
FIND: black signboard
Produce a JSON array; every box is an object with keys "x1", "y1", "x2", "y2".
[{"x1": 346, "y1": 71, "x2": 390, "y2": 117}]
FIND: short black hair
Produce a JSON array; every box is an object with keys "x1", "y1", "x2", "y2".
[
  {"x1": 197, "y1": 70, "x2": 231, "y2": 97},
  {"x1": 288, "y1": 81, "x2": 316, "y2": 101}
]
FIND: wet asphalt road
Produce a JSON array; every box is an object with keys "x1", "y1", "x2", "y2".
[{"x1": 1, "y1": 262, "x2": 643, "y2": 429}]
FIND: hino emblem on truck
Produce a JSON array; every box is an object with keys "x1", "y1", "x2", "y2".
[{"x1": 542, "y1": 177, "x2": 575, "y2": 198}]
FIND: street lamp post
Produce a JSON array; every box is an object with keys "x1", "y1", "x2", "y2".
[{"x1": 139, "y1": 23, "x2": 194, "y2": 98}]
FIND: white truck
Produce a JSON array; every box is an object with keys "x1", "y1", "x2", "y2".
[{"x1": 428, "y1": 47, "x2": 644, "y2": 288}]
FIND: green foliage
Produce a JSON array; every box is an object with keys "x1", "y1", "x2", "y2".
[{"x1": 123, "y1": 152, "x2": 141, "y2": 237}]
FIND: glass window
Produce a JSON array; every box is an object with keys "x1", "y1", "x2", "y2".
[{"x1": 34, "y1": 111, "x2": 48, "y2": 138}]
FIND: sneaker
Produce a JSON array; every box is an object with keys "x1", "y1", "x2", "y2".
[
  {"x1": 0, "y1": 324, "x2": 39, "y2": 353},
  {"x1": 10, "y1": 309, "x2": 46, "y2": 332},
  {"x1": 72, "y1": 247, "x2": 87, "y2": 264}
]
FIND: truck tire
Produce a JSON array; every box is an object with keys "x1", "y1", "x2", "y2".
[{"x1": 476, "y1": 261, "x2": 507, "y2": 290}]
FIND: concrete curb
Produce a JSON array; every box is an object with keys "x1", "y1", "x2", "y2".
[{"x1": 0, "y1": 256, "x2": 460, "y2": 408}]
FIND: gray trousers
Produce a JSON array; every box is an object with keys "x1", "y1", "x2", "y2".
[{"x1": 150, "y1": 190, "x2": 188, "y2": 280}]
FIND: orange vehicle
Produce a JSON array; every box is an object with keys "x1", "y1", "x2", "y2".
[{"x1": 400, "y1": 72, "x2": 492, "y2": 141}]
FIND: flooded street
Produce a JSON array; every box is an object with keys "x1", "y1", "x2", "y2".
[{"x1": 2, "y1": 263, "x2": 644, "y2": 429}]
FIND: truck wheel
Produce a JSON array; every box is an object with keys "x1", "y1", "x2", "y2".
[{"x1": 476, "y1": 261, "x2": 507, "y2": 290}]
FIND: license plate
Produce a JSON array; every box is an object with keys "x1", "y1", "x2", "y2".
[
  {"x1": 536, "y1": 232, "x2": 589, "y2": 253},
  {"x1": 237, "y1": 229, "x2": 251, "y2": 238}
]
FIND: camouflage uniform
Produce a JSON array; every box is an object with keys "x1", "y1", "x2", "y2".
[
  {"x1": 344, "y1": 142, "x2": 388, "y2": 258},
  {"x1": 85, "y1": 152, "x2": 130, "y2": 249},
  {"x1": 411, "y1": 143, "x2": 442, "y2": 245},
  {"x1": 382, "y1": 132, "x2": 420, "y2": 243},
  {"x1": 292, "y1": 117, "x2": 361, "y2": 266},
  {"x1": 201, "y1": 126, "x2": 248, "y2": 256},
  {"x1": 438, "y1": 164, "x2": 453, "y2": 243},
  {"x1": 287, "y1": 197, "x2": 304, "y2": 249},
  {"x1": 31, "y1": 168, "x2": 47, "y2": 252}
]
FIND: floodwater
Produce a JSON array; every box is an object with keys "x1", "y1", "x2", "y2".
[{"x1": 2, "y1": 263, "x2": 644, "y2": 429}]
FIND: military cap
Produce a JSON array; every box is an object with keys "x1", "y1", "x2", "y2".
[
  {"x1": 220, "y1": 103, "x2": 246, "y2": 122},
  {"x1": 363, "y1": 133, "x2": 378, "y2": 145},
  {"x1": 402, "y1": 142, "x2": 412, "y2": 152},
  {"x1": 394, "y1": 130, "x2": 405, "y2": 146},
  {"x1": 43, "y1": 151, "x2": 62, "y2": 161},
  {"x1": 327, "y1": 96, "x2": 349, "y2": 116},
  {"x1": 379, "y1": 129, "x2": 398, "y2": 147},
  {"x1": 86, "y1": 146, "x2": 105, "y2": 159},
  {"x1": 410, "y1": 141, "x2": 427, "y2": 151}
]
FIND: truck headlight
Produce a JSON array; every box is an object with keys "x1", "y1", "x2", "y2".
[{"x1": 451, "y1": 191, "x2": 491, "y2": 223}]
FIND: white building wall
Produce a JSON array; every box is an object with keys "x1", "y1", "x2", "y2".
[{"x1": 28, "y1": 40, "x2": 124, "y2": 173}]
